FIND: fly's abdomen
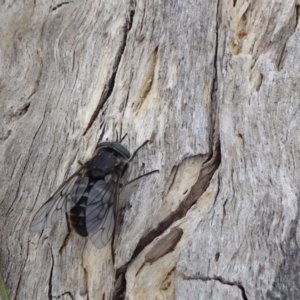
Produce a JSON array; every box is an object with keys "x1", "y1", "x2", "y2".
[
  {"x1": 69, "y1": 181, "x2": 95, "y2": 237},
  {"x1": 69, "y1": 197, "x2": 88, "y2": 236}
]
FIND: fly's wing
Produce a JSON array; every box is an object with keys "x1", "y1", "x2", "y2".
[
  {"x1": 30, "y1": 168, "x2": 89, "y2": 232},
  {"x1": 85, "y1": 179, "x2": 119, "y2": 248}
]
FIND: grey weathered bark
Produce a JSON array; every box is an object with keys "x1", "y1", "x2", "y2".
[{"x1": 1, "y1": 0, "x2": 300, "y2": 299}]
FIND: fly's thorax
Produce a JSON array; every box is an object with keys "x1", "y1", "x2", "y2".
[
  {"x1": 88, "y1": 147, "x2": 129, "y2": 179},
  {"x1": 104, "y1": 173, "x2": 119, "y2": 183}
]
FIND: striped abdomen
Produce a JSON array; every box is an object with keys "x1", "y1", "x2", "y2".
[{"x1": 69, "y1": 181, "x2": 95, "y2": 236}]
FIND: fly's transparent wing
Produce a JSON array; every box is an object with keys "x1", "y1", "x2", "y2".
[
  {"x1": 85, "y1": 180, "x2": 118, "y2": 248},
  {"x1": 30, "y1": 170, "x2": 89, "y2": 232}
]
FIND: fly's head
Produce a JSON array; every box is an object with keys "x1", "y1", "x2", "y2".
[{"x1": 88, "y1": 142, "x2": 131, "y2": 180}]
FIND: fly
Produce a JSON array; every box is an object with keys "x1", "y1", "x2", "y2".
[{"x1": 30, "y1": 139, "x2": 156, "y2": 248}]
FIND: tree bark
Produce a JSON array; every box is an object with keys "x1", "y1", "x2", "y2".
[{"x1": 0, "y1": 0, "x2": 300, "y2": 299}]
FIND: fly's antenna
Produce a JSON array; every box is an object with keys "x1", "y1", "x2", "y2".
[
  {"x1": 119, "y1": 133, "x2": 127, "y2": 143},
  {"x1": 128, "y1": 140, "x2": 149, "y2": 163}
]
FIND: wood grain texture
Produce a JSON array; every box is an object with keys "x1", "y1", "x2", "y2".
[{"x1": 0, "y1": 0, "x2": 299, "y2": 299}]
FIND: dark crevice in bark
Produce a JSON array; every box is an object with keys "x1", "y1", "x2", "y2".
[
  {"x1": 215, "y1": 252, "x2": 220, "y2": 262},
  {"x1": 53, "y1": 291, "x2": 75, "y2": 299},
  {"x1": 136, "y1": 228, "x2": 183, "y2": 276},
  {"x1": 71, "y1": 49, "x2": 76, "y2": 73},
  {"x1": 20, "y1": 102, "x2": 30, "y2": 116},
  {"x1": 296, "y1": 5, "x2": 300, "y2": 27},
  {"x1": 48, "y1": 249, "x2": 54, "y2": 300},
  {"x1": 277, "y1": 42, "x2": 287, "y2": 71},
  {"x1": 9, "y1": 102, "x2": 31, "y2": 123},
  {"x1": 210, "y1": 0, "x2": 220, "y2": 151},
  {"x1": 15, "y1": 272, "x2": 22, "y2": 299},
  {"x1": 185, "y1": 275, "x2": 248, "y2": 300},
  {"x1": 83, "y1": 5, "x2": 135, "y2": 136},
  {"x1": 83, "y1": 267, "x2": 89, "y2": 300},
  {"x1": 51, "y1": 2, "x2": 73, "y2": 12},
  {"x1": 213, "y1": 276, "x2": 248, "y2": 300},
  {"x1": 222, "y1": 198, "x2": 228, "y2": 218},
  {"x1": 112, "y1": 273, "x2": 126, "y2": 300}
]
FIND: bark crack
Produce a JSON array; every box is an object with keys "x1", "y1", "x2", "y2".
[
  {"x1": 9, "y1": 102, "x2": 31, "y2": 122},
  {"x1": 183, "y1": 275, "x2": 248, "y2": 300},
  {"x1": 83, "y1": 3, "x2": 136, "y2": 135},
  {"x1": 210, "y1": 0, "x2": 220, "y2": 150},
  {"x1": 53, "y1": 291, "x2": 75, "y2": 299},
  {"x1": 83, "y1": 267, "x2": 89, "y2": 299},
  {"x1": 51, "y1": 2, "x2": 73, "y2": 12},
  {"x1": 48, "y1": 249, "x2": 54, "y2": 300},
  {"x1": 213, "y1": 276, "x2": 248, "y2": 300},
  {"x1": 296, "y1": 5, "x2": 300, "y2": 28}
]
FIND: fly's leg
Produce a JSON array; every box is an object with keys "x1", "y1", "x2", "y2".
[{"x1": 125, "y1": 169, "x2": 159, "y2": 186}]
